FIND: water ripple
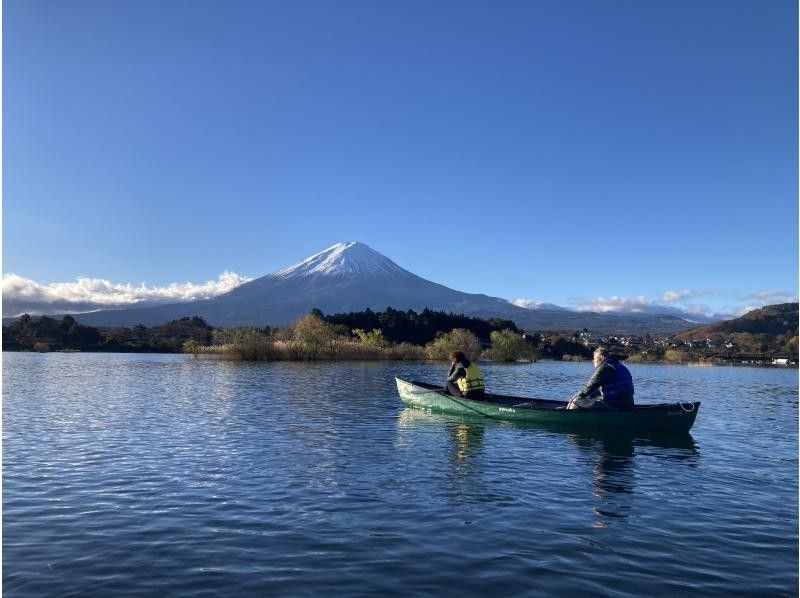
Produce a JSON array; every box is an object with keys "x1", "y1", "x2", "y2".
[{"x1": 3, "y1": 354, "x2": 797, "y2": 595}]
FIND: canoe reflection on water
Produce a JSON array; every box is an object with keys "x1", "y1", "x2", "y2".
[
  {"x1": 397, "y1": 407, "x2": 486, "y2": 471},
  {"x1": 396, "y1": 407, "x2": 699, "y2": 525},
  {"x1": 446, "y1": 420, "x2": 486, "y2": 468},
  {"x1": 568, "y1": 430, "x2": 699, "y2": 527}
]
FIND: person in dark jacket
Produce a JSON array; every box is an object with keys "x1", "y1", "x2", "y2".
[
  {"x1": 567, "y1": 347, "x2": 634, "y2": 410},
  {"x1": 445, "y1": 351, "x2": 485, "y2": 399}
]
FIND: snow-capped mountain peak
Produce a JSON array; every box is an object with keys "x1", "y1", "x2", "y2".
[{"x1": 271, "y1": 242, "x2": 410, "y2": 278}]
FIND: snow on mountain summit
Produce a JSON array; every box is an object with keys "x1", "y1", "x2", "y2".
[{"x1": 271, "y1": 242, "x2": 411, "y2": 278}]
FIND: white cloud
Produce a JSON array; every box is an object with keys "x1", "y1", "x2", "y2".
[
  {"x1": 510, "y1": 298, "x2": 555, "y2": 310},
  {"x1": 720, "y1": 290, "x2": 798, "y2": 317},
  {"x1": 510, "y1": 298, "x2": 539, "y2": 309},
  {"x1": 742, "y1": 290, "x2": 797, "y2": 304},
  {"x1": 660, "y1": 289, "x2": 715, "y2": 304},
  {"x1": 2, "y1": 271, "x2": 252, "y2": 317},
  {"x1": 575, "y1": 295, "x2": 651, "y2": 313},
  {"x1": 571, "y1": 295, "x2": 718, "y2": 322},
  {"x1": 511, "y1": 293, "x2": 721, "y2": 320},
  {"x1": 571, "y1": 288, "x2": 798, "y2": 322},
  {"x1": 679, "y1": 303, "x2": 715, "y2": 316}
]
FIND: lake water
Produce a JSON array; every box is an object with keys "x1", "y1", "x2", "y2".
[{"x1": 3, "y1": 353, "x2": 798, "y2": 596}]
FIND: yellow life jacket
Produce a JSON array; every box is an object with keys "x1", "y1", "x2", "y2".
[{"x1": 457, "y1": 363, "x2": 485, "y2": 394}]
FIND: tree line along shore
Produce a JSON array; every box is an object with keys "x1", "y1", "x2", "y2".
[{"x1": 2, "y1": 305, "x2": 796, "y2": 365}]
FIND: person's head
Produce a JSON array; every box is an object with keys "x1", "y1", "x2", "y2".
[
  {"x1": 449, "y1": 351, "x2": 467, "y2": 364},
  {"x1": 593, "y1": 346, "x2": 609, "y2": 367}
]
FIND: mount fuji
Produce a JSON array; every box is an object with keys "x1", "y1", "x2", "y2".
[{"x1": 61, "y1": 242, "x2": 696, "y2": 333}]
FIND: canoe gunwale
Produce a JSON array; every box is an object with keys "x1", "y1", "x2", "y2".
[{"x1": 403, "y1": 378, "x2": 700, "y2": 413}]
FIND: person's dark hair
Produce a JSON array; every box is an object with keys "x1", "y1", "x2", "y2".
[{"x1": 449, "y1": 351, "x2": 467, "y2": 362}]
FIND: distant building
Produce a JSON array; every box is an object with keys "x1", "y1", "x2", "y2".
[{"x1": 620, "y1": 336, "x2": 644, "y2": 347}]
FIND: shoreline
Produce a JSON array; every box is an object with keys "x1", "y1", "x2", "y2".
[{"x1": 4, "y1": 350, "x2": 796, "y2": 369}]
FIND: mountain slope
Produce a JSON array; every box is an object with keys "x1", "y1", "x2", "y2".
[
  {"x1": 675, "y1": 303, "x2": 799, "y2": 339},
  {"x1": 66, "y1": 242, "x2": 533, "y2": 327},
  {"x1": 61, "y1": 242, "x2": 697, "y2": 333}
]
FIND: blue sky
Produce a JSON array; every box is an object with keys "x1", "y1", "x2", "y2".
[{"x1": 4, "y1": 0, "x2": 797, "y2": 317}]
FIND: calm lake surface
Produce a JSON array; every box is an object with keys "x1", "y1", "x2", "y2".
[{"x1": 3, "y1": 353, "x2": 798, "y2": 596}]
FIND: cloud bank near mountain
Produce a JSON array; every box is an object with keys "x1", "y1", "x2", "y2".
[
  {"x1": 572, "y1": 295, "x2": 717, "y2": 321},
  {"x1": 509, "y1": 298, "x2": 565, "y2": 310},
  {"x1": 5, "y1": 252, "x2": 796, "y2": 331},
  {"x1": 2, "y1": 272, "x2": 252, "y2": 317},
  {"x1": 509, "y1": 288, "x2": 798, "y2": 322},
  {"x1": 734, "y1": 290, "x2": 800, "y2": 315}
]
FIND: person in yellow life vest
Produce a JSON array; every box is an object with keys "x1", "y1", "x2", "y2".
[{"x1": 445, "y1": 351, "x2": 485, "y2": 399}]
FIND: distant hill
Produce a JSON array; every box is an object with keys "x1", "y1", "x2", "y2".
[
  {"x1": 10, "y1": 242, "x2": 701, "y2": 334},
  {"x1": 676, "y1": 303, "x2": 798, "y2": 340}
]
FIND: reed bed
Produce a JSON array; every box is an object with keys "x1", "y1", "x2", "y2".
[{"x1": 185, "y1": 339, "x2": 427, "y2": 361}]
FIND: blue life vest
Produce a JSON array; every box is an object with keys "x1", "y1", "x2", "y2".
[{"x1": 601, "y1": 360, "x2": 634, "y2": 407}]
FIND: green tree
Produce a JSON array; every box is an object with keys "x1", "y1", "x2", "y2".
[
  {"x1": 227, "y1": 327, "x2": 272, "y2": 360},
  {"x1": 293, "y1": 313, "x2": 340, "y2": 358},
  {"x1": 425, "y1": 329, "x2": 481, "y2": 361},
  {"x1": 485, "y1": 329, "x2": 536, "y2": 361},
  {"x1": 353, "y1": 328, "x2": 387, "y2": 348},
  {"x1": 526, "y1": 332, "x2": 542, "y2": 348}
]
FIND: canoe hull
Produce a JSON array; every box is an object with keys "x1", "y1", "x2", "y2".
[{"x1": 396, "y1": 377, "x2": 699, "y2": 433}]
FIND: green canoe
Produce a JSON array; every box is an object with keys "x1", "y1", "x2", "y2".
[{"x1": 396, "y1": 377, "x2": 700, "y2": 433}]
